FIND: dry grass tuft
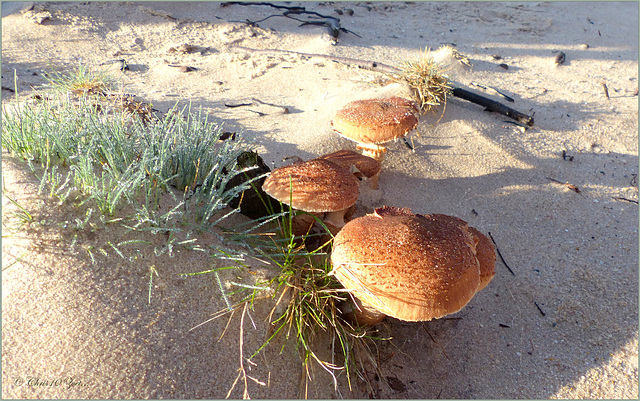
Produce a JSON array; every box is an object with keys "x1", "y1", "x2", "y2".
[{"x1": 388, "y1": 49, "x2": 452, "y2": 113}]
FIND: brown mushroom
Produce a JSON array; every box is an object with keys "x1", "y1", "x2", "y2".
[
  {"x1": 318, "y1": 149, "x2": 382, "y2": 189},
  {"x1": 331, "y1": 97, "x2": 419, "y2": 162},
  {"x1": 330, "y1": 206, "x2": 482, "y2": 325},
  {"x1": 262, "y1": 158, "x2": 359, "y2": 234},
  {"x1": 426, "y1": 214, "x2": 496, "y2": 291}
]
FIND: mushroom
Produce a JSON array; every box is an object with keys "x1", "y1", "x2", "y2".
[
  {"x1": 261, "y1": 158, "x2": 359, "y2": 234},
  {"x1": 331, "y1": 97, "x2": 419, "y2": 162},
  {"x1": 318, "y1": 149, "x2": 382, "y2": 189},
  {"x1": 330, "y1": 206, "x2": 488, "y2": 325},
  {"x1": 427, "y1": 214, "x2": 496, "y2": 291}
]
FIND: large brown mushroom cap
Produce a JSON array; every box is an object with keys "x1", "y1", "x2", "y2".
[
  {"x1": 331, "y1": 206, "x2": 481, "y2": 322},
  {"x1": 428, "y1": 214, "x2": 496, "y2": 291},
  {"x1": 331, "y1": 97, "x2": 419, "y2": 146},
  {"x1": 262, "y1": 158, "x2": 359, "y2": 213}
]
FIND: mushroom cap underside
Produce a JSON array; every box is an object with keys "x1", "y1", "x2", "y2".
[
  {"x1": 331, "y1": 206, "x2": 481, "y2": 322},
  {"x1": 262, "y1": 158, "x2": 359, "y2": 213}
]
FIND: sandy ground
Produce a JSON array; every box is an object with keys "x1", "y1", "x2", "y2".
[{"x1": 2, "y1": 1, "x2": 638, "y2": 399}]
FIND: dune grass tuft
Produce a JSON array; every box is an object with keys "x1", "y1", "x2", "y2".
[
  {"x1": 388, "y1": 49, "x2": 452, "y2": 113},
  {"x1": 215, "y1": 203, "x2": 388, "y2": 399},
  {"x1": 2, "y1": 69, "x2": 256, "y2": 225}
]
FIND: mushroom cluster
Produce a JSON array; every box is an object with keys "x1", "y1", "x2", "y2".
[
  {"x1": 257, "y1": 93, "x2": 495, "y2": 327},
  {"x1": 330, "y1": 206, "x2": 496, "y2": 325}
]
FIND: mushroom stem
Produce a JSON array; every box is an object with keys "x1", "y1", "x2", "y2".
[
  {"x1": 357, "y1": 143, "x2": 387, "y2": 162},
  {"x1": 348, "y1": 296, "x2": 387, "y2": 326},
  {"x1": 368, "y1": 171, "x2": 381, "y2": 190},
  {"x1": 291, "y1": 212, "x2": 321, "y2": 237},
  {"x1": 322, "y1": 210, "x2": 348, "y2": 233}
]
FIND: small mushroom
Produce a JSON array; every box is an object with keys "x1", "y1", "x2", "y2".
[
  {"x1": 262, "y1": 158, "x2": 359, "y2": 234},
  {"x1": 331, "y1": 206, "x2": 488, "y2": 325},
  {"x1": 318, "y1": 149, "x2": 382, "y2": 189},
  {"x1": 331, "y1": 97, "x2": 419, "y2": 162}
]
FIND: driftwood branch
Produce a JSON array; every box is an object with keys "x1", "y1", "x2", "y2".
[
  {"x1": 452, "y1": 88, "x2": 534, "y2": 126},
  {"x1": 222, "y1": 1, "x2": 359, "y2": 43},
  {"x1": 231, "y1": 46, "x2": 535, "y2": 126}
]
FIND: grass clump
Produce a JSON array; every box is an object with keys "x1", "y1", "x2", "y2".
[
  {"x1": 2, "y1": 79, "x2": 256, "y2": 227},
  {"x1": 216, "y1": 209, "x2": 386, "y2": 399},
  {"x1": 387, "y1": 49, "x2": 453, "y2": 113},
  {"x1": 42, "y1": 63, "x2": 112, "y2": 97},
  {"x1": 42, "y1": 63, "x2": 156, "y2": 122}
]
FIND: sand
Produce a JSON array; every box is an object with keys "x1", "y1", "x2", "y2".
[{"x1": 2, "y1": 1, "x2": 638, "y2": 399}]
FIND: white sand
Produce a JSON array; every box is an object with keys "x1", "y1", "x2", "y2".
[{"x1": 2, "y1": 2, "x2": 638, "y2": 398}]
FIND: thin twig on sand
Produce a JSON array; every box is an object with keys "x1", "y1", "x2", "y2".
[
  {"x1": 545, "y1": 176, "x2": 581, "y2": 194},
  {"x1": 487, "y1": 232, "x2": 515, "y2": 276}
]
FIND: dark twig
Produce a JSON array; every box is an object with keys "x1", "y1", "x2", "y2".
[
  {"x1": 534, "y1": 301, "x2": 546, "y2": 317},
  {"x1": 452, "y1": 87, "x2": 534, "y2": 126},
  {"x1": 225, "y1": 102, "x2": 253, "y2": 108},
  {"x1": 470, "y1": 81, "x2": 515, "y2": 102},
  {"x1": 225, "y1": 98, "x2": 290, "y2": 114},
  {"x1": 222, "y1": 1, "x2": 304, "y2": 13},
  {"x1": 613, "y1": 196, "x2": 638, "y2": 204},
  {"x1": 487, "y1": 232, "x2": 515, "y2": 276},
  {"x1": 402, "y1": 137, "x2": 414, "y2": 151},
  {"x1": 562, "y1": 150, "x2": 574, "y2": 161},
  {"x1": 222, "y1": 1, "x2": 358, "y2": 43},
  {"x1": 545, "y1": 176, "x2": 581, "y2": 194},
  {"x1": 601, "y1": 82, "x2": 610, "y2": 99},
  {"x1": 251, "y1": 97, "x2": 290, "y2": 113},
  {"x1": 502, "y1": 120, "x2": 531, "y2": 129},
  {"x1": 422, "y1": 323, "x2": 449, "y2": 360}
]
